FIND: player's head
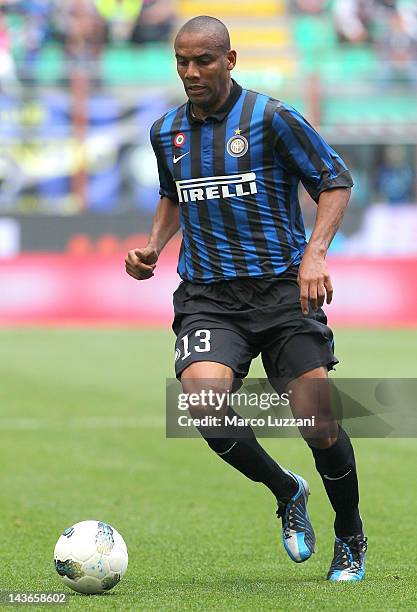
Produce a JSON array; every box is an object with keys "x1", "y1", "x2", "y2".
[{"x1": 174, "y1": 16, "x2": 237, "y2": 111}]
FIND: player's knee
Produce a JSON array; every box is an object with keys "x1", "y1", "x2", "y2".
[
  {"x1": 288, "y1": 367, "x2": 338, "y2": 444},
  {"x1": 298, "y1": 413, "x2": 338, "y2": 447},
  {"x1": 180, "y1": 378, "x2": 232, "y2": 419},
  {"x1": 180, "y1": 361, "x2": 234, "y2": 418},
  {"x1": 188, "y1": 391, "x2": 229, "y2": 419},
  {"x1": 181, "y1": 360, "x2": 234, "y2": 382}
]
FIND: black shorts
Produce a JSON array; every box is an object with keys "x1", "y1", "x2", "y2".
[{"x1": 172, "y1": 276, "x2": 338, "y2": 390}]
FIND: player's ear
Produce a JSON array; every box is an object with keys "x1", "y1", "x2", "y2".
[{"x1": 226, "y1": 50, "x2": 237, "y2": 71}]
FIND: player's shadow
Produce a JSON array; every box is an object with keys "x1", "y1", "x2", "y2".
[
  {"x1": 66, "y1": 573, "x2": 328, "y2": 601},
  {"x1": 69, "y1": 591, "x2": 119, "y2": 598},
  {"x1": 152, "y1": 574, "x2": 325, "y2": 593}
]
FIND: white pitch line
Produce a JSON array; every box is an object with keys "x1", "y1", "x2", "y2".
[{"x1": 0, "y1": 415, "x2": 165, "y2": 431}]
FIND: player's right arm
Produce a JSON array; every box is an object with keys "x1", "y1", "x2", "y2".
[
  {"x1": 125, "y1": 196, "x2": 180, "y2": 281},
  {"x1": 126, "y1": 119, "x2": 181, "y2": 281}
]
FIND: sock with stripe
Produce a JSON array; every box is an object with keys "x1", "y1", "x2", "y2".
[
  {"x1": 309, "y1": 426, "x2": 363, "y2": 538},
  {"x1": 200, "y1": 413, "x2": 298, "y2": 502}
]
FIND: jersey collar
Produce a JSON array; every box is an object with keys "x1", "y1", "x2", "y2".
[{"x1": 186, "y1": 79, "x2": 242, "y2": 125}]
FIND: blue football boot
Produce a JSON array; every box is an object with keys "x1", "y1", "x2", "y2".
[
  {"x1": 327, "y1": 534, "x2": 368, "y2": 581},
  {"x1": 277, "y1": 472, "x2": 316, "y2": 563}
]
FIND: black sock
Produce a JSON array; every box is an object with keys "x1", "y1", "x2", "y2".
[
  {"x1": 309, "y1": 426, "x2": 363, "y2": 538},
  {"x1": 200, "y1": 416, "x2": 297, "y2": 502}
]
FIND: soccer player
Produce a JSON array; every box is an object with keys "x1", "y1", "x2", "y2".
[{"x1": 125, "y1": 16, "x2": 367, "y2": 581}]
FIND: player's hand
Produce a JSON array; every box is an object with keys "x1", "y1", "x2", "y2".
[
  {"x1": 125, "y1": 246, "x2": 158, "y2": 280},
  {"x1": 298, "y1": 249, "x2": 333, "y2": 315}
]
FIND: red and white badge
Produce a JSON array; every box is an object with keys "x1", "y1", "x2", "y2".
[{"x1": 174, "y1": 132, "x2": 186, "y2": 147}]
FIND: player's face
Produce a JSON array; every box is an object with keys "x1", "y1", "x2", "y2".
[{"x1": 175, "y1": 32, "x2": 236, "y2": 111}]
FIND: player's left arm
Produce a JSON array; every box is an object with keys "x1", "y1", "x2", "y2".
[
  {"x1": 271, "y1": 103, "x2": 354, "y2": 315},
  {"x1": 298, "y1": 187, "x2": 351, "y2": 315}
]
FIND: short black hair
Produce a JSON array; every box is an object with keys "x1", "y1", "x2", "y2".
[{"x1": 175, "y1": 16, "x2": 231, "y2": 53}]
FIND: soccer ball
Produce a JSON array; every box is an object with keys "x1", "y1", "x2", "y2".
[{"x1": 54, "y1": 520, "x2": 128, "y2": 594}]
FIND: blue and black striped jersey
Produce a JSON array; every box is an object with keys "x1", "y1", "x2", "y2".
[{"x1": 150, "y1": 80, "x2": 353, "y2": 283}]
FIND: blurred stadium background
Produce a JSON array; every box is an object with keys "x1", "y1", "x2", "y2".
[{"x1": 0, "y1": 0, "x2": 416, "y2": 324}]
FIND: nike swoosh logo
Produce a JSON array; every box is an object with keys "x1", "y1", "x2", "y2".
[
  {"x1": 323, "y1": 469, "x2": 352, "y2": 481},
  {"x1": 173, "y1": 152, "x2": 189, "y2": 164}
]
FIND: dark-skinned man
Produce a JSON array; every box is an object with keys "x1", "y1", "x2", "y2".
[{"x1": 125, "y1": 15, "x2": 367, "y2": 581}]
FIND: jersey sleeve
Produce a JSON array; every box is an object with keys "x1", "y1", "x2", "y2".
[
  {"x1": 150, "y1": 123, "x2": 179, "y2": 203},
  {"x1": 271, "y1": 103, "x2": 353, "y2": 203}
]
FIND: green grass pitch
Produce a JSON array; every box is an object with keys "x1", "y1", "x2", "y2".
[{"x1": 1, "y1": 328, "x2": 416, "y2": 611}]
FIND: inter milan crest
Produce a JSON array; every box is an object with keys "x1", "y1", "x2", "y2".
[
  {"x1": 227, "y1": 128, "x2": 248, "y2": 158},
  {"x1": 174, "y1": 132, "x2": 186, "y2": 147}
]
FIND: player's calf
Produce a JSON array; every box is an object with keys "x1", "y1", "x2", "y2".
[{"x1": 181, "y1": 368, "x2": 299, "y2": 495}]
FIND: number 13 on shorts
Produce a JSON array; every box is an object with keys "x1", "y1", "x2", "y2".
[{"x1": 176, "y1": 329, "x2": 211, "y2": 362}]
